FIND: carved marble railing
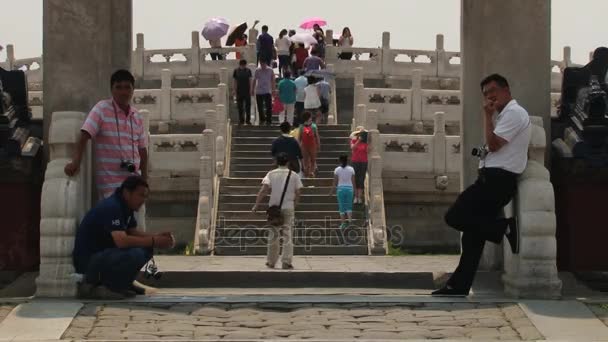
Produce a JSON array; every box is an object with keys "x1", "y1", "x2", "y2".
[
  {"x1": 357, "y1": 69, "x2": 462, "y2": 126},
  {"x1": 5, "y1": 31, "x2": 590, "y2": 91},
  {"x1": 148, "y1": 133, "x2": 204, "y2": 177},
  {"x1": 502, "y1": 116, "x2": 562, "y2": 298},
  {"x1": 28, "y1": 91, "x2": 43, "y2": 120},
  {"x1": 36, "y1": 111, "x2": 92, "y2": 297},
  {"x1": 132, "y1": 31, "x2": 256, "y2": 81},
  {"x1": 131, "y1": 68, "x2": 223, "y2": 126},
  {"x1": 351, "y1": 107, "x2": 387, "y2": 254}
]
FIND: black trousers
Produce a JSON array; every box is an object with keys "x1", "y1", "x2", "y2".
[
  {"x1": 256, "y1": 94, "x2": 272, "y2": 124},
  {"x1": 236, "y1": 95, "x2": 251, "y2": 124},
  {"x1": 444, "y1": 167, "x2": 518, "y2": 292}
]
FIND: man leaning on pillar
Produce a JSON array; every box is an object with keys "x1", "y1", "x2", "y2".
[
  {"x1": 64, "y1": 69, "x2": 148, "y2": 198},
  {"x1": 433, "y1": 74, "x2": 532, "y2": 297}
]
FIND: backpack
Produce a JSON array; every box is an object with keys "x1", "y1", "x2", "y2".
[{"x1": 300, "y1": 124, "x2": 316, "y2": 147}]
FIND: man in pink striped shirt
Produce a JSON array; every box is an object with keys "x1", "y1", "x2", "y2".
[{"x1": 65, "y1": 70, "x2": 148, "y2": 198}]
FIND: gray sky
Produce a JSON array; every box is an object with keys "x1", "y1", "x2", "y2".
[{"x1": 1, "y1": 0, "x2": 605, "y2": 64}]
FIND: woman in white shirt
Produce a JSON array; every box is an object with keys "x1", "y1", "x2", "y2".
[
  {"x1": 338, "y1": 27, "x2": 354, "y2": 60},
  {"x1": 275, "y1": 29, "x2": 292, "y2": 78},
  {"x1": 304, "y1": 77, "x2": 322, "y2": 124},
  {"x1": 329, "y1": 154, "x2": 356, "y2": 229}
]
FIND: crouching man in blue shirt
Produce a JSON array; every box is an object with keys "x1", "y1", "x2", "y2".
[{"x1": 73, "y1": 175, "x2": 174, "y2": 299}]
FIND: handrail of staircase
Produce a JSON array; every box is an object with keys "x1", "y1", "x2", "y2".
[
  {"x1": 327, "y1": 64, "x2": 338, "y2": 125},
  {"x1": 208, "y1": 118, "x2": 232, "y2": 255},
  {"x1": 36, "y1": 111, "x2": 93, "y2": 297}
]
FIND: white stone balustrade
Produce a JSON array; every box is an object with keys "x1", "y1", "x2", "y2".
[
  {"x1": 502, "y1": 116, "x2": 562, "y2": 298},
  {"x1": 36, "y1": 111, "x2": 92, "y2": 297},
  {"x1": 28, "y1": 91, "x2": 43, "y2": 120},
  {"x1": 130, "y1": 69, "x2": 223, "y2": 125},
  {"x1": 4, "y1": 33, "x2": 589, "y2": 91},
  {"x1": 148, "y1": 133, "x2": 204, "y2": 177},
  {"x1": 356, "y1": 68, "x2": 556, "y2": 127}
]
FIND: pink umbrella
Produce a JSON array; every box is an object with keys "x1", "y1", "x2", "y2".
[
  {"x1": 202, "y1": 17, "x2": 230, "y2": 41},
  {"x1": 299, "y1": 17, "x2": 327, "y2": 30}
]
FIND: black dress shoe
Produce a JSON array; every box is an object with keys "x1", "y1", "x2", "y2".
[
  {"x1": 505, "y1": 217, "x2": 519, "y2": 254},
  {"x1": 130, "y1": 283, "x2": 146, "y2": 295},
  {"x1": 431, "y1": 286, "x2": 469, "y2": 297}
]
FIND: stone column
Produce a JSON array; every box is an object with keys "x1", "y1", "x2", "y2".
[
  {"x1": 43, "y1": 0, "x2": 132, "y2": 148},
  {"x1": 461, "y1": 0, "x2": 551, "y2": 270},
  {"x1": 37, "y1": 111, "x2": 92, "y2": 297}
]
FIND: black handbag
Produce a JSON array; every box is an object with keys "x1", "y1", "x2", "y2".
[{"x1": 266, "y1": 170, "x2": 292, "y2": 226}]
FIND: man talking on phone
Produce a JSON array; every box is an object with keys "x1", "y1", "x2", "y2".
[{"x1": 432, "y1": 74, "x2": 531, "y2": 297}]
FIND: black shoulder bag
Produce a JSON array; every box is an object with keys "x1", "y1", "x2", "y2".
[{"x1": 266, "y1": 170, "x2": 292, "y2": 226}]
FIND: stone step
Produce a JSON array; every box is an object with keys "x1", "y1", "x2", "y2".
[
  {"x1": 230, "y1": 143, "x2": 350, "y2": 152},
  {"x1": 229, "y1": 164, "x2": 341, "y2": 173},
  {"x1": 214, "y1": 235, "x2": 368, "y2": 247},
  {"x1": 147, "y1": 201, "x2": 198, "y2": 217},
  {"x1": 221, "y1": 177, "x2": 334, "y2": 187},
  {"x1": 217, "y1": 218, "x2": 366, "y2": 228},
  {"x1": 230, "y1": 157, "x2": 346, "y2": 165},
  {"x1": 233, "y1": 137, "x2": 349, "y2": 145},
  {"x1": 217, "y1": 202, "x2": 364, "y2": 212},
  {"x1": 233, "y1": 130, "x2": 352, "y2": 138},
  {"x1": 215, "y1": 227, "x2": 367, "y2": 238},
  {"x1": 233, "y1": 124, "x2": 352, "y2": 131},
  {"x1": 218, "y1": 194, "x2": 357, "y2": 204},
  {"x1": 220, "y1": 185, "x2": 343, "y2": 195},
  {"x1": 216, "y1": 211, "x2": 366, "y2": 220},
  {"x1": 212, "y1": 245, "x2": 369, "y2": 256},
  {"x1": 230, "y1": 170, "x2": 335, "y2": 178},
  {"x1": 231, "y1": 151, "x2": 349, "y2": 158}
]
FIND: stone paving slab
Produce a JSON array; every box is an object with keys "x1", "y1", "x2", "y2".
[
  {"x1": 521, "y1": 300, "x2": 608, "y2": 341},
  {"x1": 152, "y1": 255, "x2": 459, "y2": 272},
  {"x1": 61, "y1": 302, "x2": 542, "y2": 340},
  {"x1": 0, "y1": 301, "x2": 82, "y2": 341},
  {"x1": 0, "y1": 304, "x2": 15, "y2": 324}
]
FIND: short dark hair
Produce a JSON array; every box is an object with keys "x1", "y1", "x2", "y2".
[
  {"x1": 119, "y1": 175, "x2": 149, "y2": 193},
  {"x1": 302, "y1": 111, "x2": 312, "y2": 122},
  {"x1": 283, "y1": 70, "x2": 292, "y2": 79},
  {"x1": 480, "y1": 74, "x2": 509, "y2": 91},
  {"x1": 280, "y1": 121, "x2": 291, "y2": 133},
  {"x1": 339, "y1": 154, "x2": 348, "y2": 168},
  {"x1": 239, "y1": 59, "x2": 247, "y2": 66},
  {"x1": 111, "y1": 69, "x2": 135, "y2": 87},
  {"x1": 593, "y1": 47, "x2": 608, "y2": 62},
  {"x1": 275, "y1": 152, "x2": 289, "y2": 166},
  {"x1": 299, "y1": 69, "x2": 306, "y2": 76},
  {"x1": 262, "y1": 25, "x2": 268, "y2": 32}
]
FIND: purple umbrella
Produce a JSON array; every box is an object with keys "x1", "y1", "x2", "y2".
[{"x1": 202, "y1": 17, "x2": 230, "y2": 41}]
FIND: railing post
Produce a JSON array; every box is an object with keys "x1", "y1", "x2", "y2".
[
  {"x1": 436, "y1": 34, "x2": 446, "y2": 78},
  {"x1": 381, "y1": 32, "x2": 390, "y2": 76},
  {"x1": 326, "y1": 64, "x2": 338, "y2": 125},
  {"x1": 562, "y1": 46, "x2": 572, "y2": 68},
  {"x1": 325, "y1": 29, "x2": 334, "y2": 45},
  {"x1": 202, "y1": 128, "x2": 216, "y2": 183},
  {"x1": 356, "y1": 104, "x2": 367, "y2": 129},
  {"x1": 412, "y1": 69, "x2": 423, "y2": 121},
  {"x1": 191, "y1": 31, "x2": 201, "y2": 77},
  {"x1": 366, "y1": 109, "x2": 378, "y2": 131},
  {"x1": 248, "y1": 29, "x2": 258, "y2": 45},
  {"x1": 218, "y1": 82, "x2": 229, "y2": 117},
  {"x1": 160, "y1": 69, "x2": 172, "y2": 122},
  {"x1": 353, "y1": 66, "x2": 364, "y2": 114},
  {"x1": 432, "y1": 111, "x2": 447, "y2": 175},
  {"x1": 204, "y1": 109, "x2": 218, "y2": 135},
  {"x1": 196, "y1": 154, "x2": 213, "y2": 252},
  {"x1": 133, "y1": 33, "x2": 145, "y2": 82},
  {"x1": 6, "y1": 44, "x2": 15, "y2": 69}
]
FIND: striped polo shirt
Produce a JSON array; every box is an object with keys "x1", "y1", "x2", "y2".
[{"x1": 81, "y1": 99, "x2": 147, "y2": 198}]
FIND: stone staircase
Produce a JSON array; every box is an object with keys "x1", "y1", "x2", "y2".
[{"x1": 213, "y1": 124, "x2": 369, "y2": 255}]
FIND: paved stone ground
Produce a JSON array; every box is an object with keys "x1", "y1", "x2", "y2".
[
  {"x1": 62, "y1": 302, "x2": 543, "y2": 340},
  {"x1": 587, "y1": 304, "x2": 608, "y2": 327},
  {"x1": 0, "y1": 304, "x2": 14, "y2": 324}
]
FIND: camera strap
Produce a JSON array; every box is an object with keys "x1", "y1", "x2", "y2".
[{"x1": 112, "y1": 101, "x2": 136, "y2": 164}]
